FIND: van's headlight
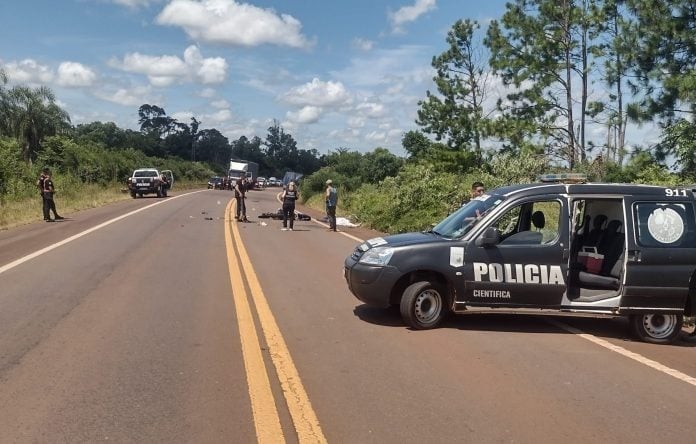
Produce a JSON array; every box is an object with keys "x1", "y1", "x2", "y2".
[{"x1": 359, "y1": 247, "x2": 394, "y2": 266}]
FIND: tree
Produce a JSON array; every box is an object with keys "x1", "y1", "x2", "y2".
[
  {"x1": 660, "y1": 119, "x2": 696, "y2": 178},
  {"x1": 587, "y1": 0, "x2": 635, "y2": 165},
  {"x1": 73, "y1": 121, "x2": 128, "y2": 149},
  {"x1": 263, "y1": 121, "x2": 299, "y2": 175},
  {"x1": 196, "y1": 128, "x2": 230, "y2": 170},
  {"x1": 4, "y1": 85, "x2": 71, "y2": 163},
  {"x1": 626, "y1": 0, "x2": 696, "y2": 122},
  {"x1": 486, "y1": 0, "x2": 596, "y2": 168},
  {"x1": 417, "y1": 19, "x2": 492, "y2": 166},
  {"x1": 402, "y1": 130, "x2": 434, "y2": 160},
  {"x1": 361, "y1": 148, "x2": 404, "y2": 183},
  {"x1": 138, "y1": 104, "x2": 174, "y2": 136}
]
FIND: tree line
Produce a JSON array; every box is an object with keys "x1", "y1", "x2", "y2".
[
  {"x1": 1, "y1": 0, "x2": 694, "y2": 230},
  {"x1": 411, "y1": 0, "x2": 695, "y2": 179}
]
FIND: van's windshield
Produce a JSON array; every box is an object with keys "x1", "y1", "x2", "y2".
[{"x1": 431, "y1": 194, "x2": 505, "y2": 239}]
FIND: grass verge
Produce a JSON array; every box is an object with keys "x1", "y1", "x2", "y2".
[{"x1": 0, "y1": 181, "x2": 205, "y2": 231}]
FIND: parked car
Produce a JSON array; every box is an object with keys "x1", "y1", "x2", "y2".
[
  {"x1": 127, "y1": 168, "x2": 172, "y2": 198},
  {"x1": 208, "y1": 176, "x2": 224, "y2": 189}
]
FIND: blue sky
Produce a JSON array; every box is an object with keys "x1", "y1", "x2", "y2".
[{"x1": 1, "y1": 0, "x2": 513, "y2": 155}]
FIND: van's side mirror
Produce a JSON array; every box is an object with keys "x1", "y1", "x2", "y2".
[{"x1": 475, "y1": 227, "x2": 500, "y2": 247}]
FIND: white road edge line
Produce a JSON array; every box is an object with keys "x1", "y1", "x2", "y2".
[
  {"x1": 0, "y1": 191, "x2": 203, "y2": 276},
  {"x1": 547, "y1": 318, "x2": 696, "y2": 387}
]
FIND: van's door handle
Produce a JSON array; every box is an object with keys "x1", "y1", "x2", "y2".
[{"x1": 627, "y1": 250, "x2": 641, "y2": 262}]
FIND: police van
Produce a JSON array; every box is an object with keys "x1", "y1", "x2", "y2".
[{"x1": 343, "y1": 175, "x2": 696, "y2": 344}]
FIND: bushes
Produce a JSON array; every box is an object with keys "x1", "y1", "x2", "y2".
[{"x1": 343, "y1": 152, "x2": 549, "y2": 233}]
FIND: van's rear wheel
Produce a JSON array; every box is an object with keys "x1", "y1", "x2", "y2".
[
  {"x1": 630, "y1": 314, "x2": 683, "y2": 344},
  {"x1": 400, "y1": 281, "x2": 448, "y2": 330}
]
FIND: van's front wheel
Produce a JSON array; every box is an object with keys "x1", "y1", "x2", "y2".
[
  {"x1": 630, "y1": 313, "x2": 683, "y2": 344},
  {"x1": 400, "y1": 281, "x2": 448, "y2": 330}
]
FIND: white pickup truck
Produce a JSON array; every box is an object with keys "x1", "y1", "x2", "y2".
[{"x1": 126, "y1": 168, "x2": 173, "y2": 198}]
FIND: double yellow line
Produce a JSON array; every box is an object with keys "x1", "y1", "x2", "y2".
[{"x1": 224, "y1": 200, "x2": 326, "y2": 443}]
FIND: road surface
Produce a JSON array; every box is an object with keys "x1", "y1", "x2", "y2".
[{"x1": 0, "y1": 188, "x2": 694, "y2": 443}]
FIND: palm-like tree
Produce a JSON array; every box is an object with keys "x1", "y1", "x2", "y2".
[
  {"x1": 0, "y1": 68, "x2": 9, "y2": 137},
  {"x1": 5, "y1": 85, "x2": 71, "y2": 164}
]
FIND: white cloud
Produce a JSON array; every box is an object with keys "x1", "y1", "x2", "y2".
[
  {"x1": 211, "y1": 99, "x2": 230, "y2": 109},
  {"x1": 348, "y1": 116, "x2": 365, "y2": 128},
  {"x1": 156, "y1": 0, "x2": 312, "y2": 48},
  {"x1": 286, "y1": 106, "x2": 323, "y2": 124},
  {"x1": 56, "y1": 62, "x2": 97, "y2": 87},
  {"x1": 389, "y1": 0, "x2": 436, "y2": 32},
  {"x1": 352, "y1": 38, "x2": 374, "y2": 52},
  {"x1": 109, "y1": 45, "x2": 227, "y2": 86},
  {"x1": 172, "y1": 111, "x2": 194, "y2": 122},
  {"x1": 201, "y1": 108, "x2": 234, "y2": 125},
  {"x1": 199, "y1": 88, "x2": 217, "y2": 98},
  {"x1": 356, "y1": 101, "x2": 386, "y2": 118},
  {"x1": 281, "y1": 78, "x2": 352, "y2": 108},
  {"x1": 111, "y1": 0, "x2": 162, "y2": 8},
  {"x1": 94, "y1": 85, "x2": 155, "y2": 106},
  {"x1": 4, "y1": 59, "x2": 54, "y2": 84}
]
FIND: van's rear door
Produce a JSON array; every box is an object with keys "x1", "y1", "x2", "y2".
[{"x1": 622, "y1": 190, "x2": 696, "y2": 311}]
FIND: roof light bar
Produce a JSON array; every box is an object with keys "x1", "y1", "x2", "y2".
[{"x1": 538, "y1": 173, "x2": 588, "y2": 183}]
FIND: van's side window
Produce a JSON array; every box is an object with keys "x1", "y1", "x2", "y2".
[
  {"x1": 634, "y1": 202, "x2": 696, "y2": 248},
  {"x1": 496, "y1": 200, "x2": 561, "y2": 245}
]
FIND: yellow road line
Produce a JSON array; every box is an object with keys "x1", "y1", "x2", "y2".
[
  {"x1": 230, "y1": 202, "x2": 327, "y2": 443},
  {"x1": 224, "y1": 199, "x2": 285, "y2": 443}
]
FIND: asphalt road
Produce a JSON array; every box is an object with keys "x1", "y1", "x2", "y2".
[{"x1": 0, "y1": 188, "x2": 694, "y2": 443}]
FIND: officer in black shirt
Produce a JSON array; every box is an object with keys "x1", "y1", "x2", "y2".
[
  {"x1": 39, "y1": 168, "x2": 64, "y2": 222},
  {"x1": 281, "y1": 181, "x2": 299, "y2": 231},
  {"x1": 234, "y1": 177, "x2": 248, "y2": 222}
]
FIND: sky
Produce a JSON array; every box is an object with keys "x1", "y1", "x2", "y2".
[{"x1": 0, "y1": 0, "x2": 514, "y2": 156}]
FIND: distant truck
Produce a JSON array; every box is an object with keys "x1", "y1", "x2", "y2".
[
  {"x1": 283, "y1": 171, "x2": 304, "y2": 186},
  {"x1": 127, "y1": 168, "x2": 173, "y2": 198},
  {"x1": 228, "y1": 159, "x2": 259, "y2": 188}
]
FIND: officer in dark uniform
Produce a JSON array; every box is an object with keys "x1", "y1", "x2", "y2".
[
  {"x1": 39, "y1": 168, "x2": 63, "y2": 222},
  {"x1": 234, "y1": 177, "x2": 248, "y2": 222}
]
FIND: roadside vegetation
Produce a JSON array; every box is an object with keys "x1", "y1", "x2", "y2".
[{"x1": 1, "y1": 1, "x2": 694, "y2": 236}]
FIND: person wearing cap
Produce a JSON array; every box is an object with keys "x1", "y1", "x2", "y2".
[
  {"x1": 280, "y1": 181, "x2": 299, "y2": 231},
  {"x1": 38, "y1": 168, "x2": 64, "y2": 222},
  {"x1": 325, "y1": 179, "x2": 338, "y2": 232}
]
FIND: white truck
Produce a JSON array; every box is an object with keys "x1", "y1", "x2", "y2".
[
  {"x1": 126, "y1": 168, "x2": 173, "y2": 198},
  {"x1": 228, "y1": 161, "x2": 249, "y2": 186},
  {"x1": 228, "y1": 160, "x2": 259, "y2": 187}
]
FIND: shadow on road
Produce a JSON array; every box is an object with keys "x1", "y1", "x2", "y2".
[{"x1": 353, "y1": 304, "x2": 696, "y2": 347}]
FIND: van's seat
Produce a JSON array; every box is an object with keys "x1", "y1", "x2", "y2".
[
  {"x1": 583, "y1": 214, "x2": 608, "y2": 247},
  {"x1": 500, "y1": 211, "x2": 545, "y2": 245},
  {"x1": 578, "y1": 219, "x2": 624, "y2": 290}
]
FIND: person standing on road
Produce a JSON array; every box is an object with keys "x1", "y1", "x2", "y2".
[
  {"x1": 281, "y1": 181, "x2": 299, "y2": 231},
  {"x1": 39, "y1": 168, "x2": 64, "y2": 222},
  {"x1": 325, "y1": 179, "x2": 338, "y2": 232},
  {"x1": 234, "y1": 177, "x2": 248, "y2": 222}
]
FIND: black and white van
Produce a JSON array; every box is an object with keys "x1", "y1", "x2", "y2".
[{"x1": 344, "y1": 176, "x2": 696, "y2": 344}]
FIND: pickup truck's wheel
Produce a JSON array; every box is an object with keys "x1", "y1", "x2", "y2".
[
  {"x1": 630, "y1": 314, "x2": 683, "y2": 344},
  {"x1": 400, "y1": 281, "x2": 448, "y2": 330}
]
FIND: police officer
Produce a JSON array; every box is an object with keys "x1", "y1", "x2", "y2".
[
  {"x1": 325, "y1": 179, "x2": 338, "y2": 232},
  {"x1": 281, "y1": 181, "x2": 299, "y2": 231},
  {"x1": 39, "y1": 168, "x2": 63, "y2": 222},
  {"x1": 234, "y1": 177, "x2": 248, "y2": 222}
]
